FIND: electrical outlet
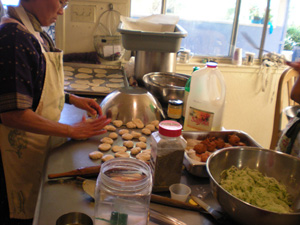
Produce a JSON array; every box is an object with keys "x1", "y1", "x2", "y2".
[{"x1": 71, "y1": 5, "x2": 95, "y2": 23}]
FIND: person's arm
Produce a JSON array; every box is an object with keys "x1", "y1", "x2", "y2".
[
  {"x1": 286, "y1": 61, "x2": 300, "y2": 104},
  {"x1": 66, "y1": 93, "x2": 102, "y2": 117},
  {"x1": 291, "y1": 76, "x2": 300, "y2": 104},
  {"x1": 0, "y1": 109, "x2": 111, "y2": 140}
]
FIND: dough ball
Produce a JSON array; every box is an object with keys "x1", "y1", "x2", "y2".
[
  {"x1": 109, "y1": 132, "x2": 118, "y2": 139},
  {"x1": 126, "y1": 121, "x2": 137, "y2": 129},
  {"x1": 112, "y1": 145, "x2": 127, "y2": 153},
  {"x1": 145, "y1": 124, "x2": 155, "y2": 132},
  {"x1": 89, "y1": 151, "x2": 103, "y2": 160},
  {"x1": 136, "y1": 152, "x2": 151, "y2": 162},
  {"x1": 139, "y1": 136, "x2": 147, "y2": 143},
  {"x1": 142, "y1": 128, "x2": 151, "y2": 135},
  {"x1": 113, "y1": 120, "x2": 123, "y2": 127},
  {"x1": 122, "y1": 133, "x2": 133, "y2": 140},
  {"x1": 115, "y1": 152, "x2": 130, "y2": 158},
  {"x1": 123, "y1": 141, "x2": 134, "y2": 148},
  {"x1": 142, "y1": 149, "x2": 151, "y2": 154},
  {"x1": 100, "y1": 137, "x2": 114, "y2": 145},
  {"x1": 136, "y1": 142, "x2": 147, "y2": 149},
  {"x1": 132, "y1": 118, "x2": 144, "y2": 128},
  {"x1": 119, "y1": 129, "x2": 129, "y2": 135},
  {"x1": 151, "y1": 120, "x2": 160, "y2": 127},
  {"x1": 98, "y1": 143, "x2": 111, "y2": 151},
  {"x1": 131, "y1": 131, "x2": 142, "y2": 139},
  {"x1": 104, "y1": 125, "x2": 117, "y2": 132},
  {"x1": 130, "y1": 147, "x2": 142, "y2": 155},
  {"x1": 102, "y1": 154, "x2": 114, "y2": 162}
]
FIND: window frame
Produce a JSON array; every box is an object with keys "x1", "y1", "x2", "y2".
[{"x1": 157, "y1": 0, "x2": 272, "y2": 61}]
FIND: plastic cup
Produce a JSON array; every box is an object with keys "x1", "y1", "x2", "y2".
[{"x1": 169, "y1": 183, "x2": 191, "y2": 202}]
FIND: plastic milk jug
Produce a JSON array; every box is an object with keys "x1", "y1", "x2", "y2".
[{"x1": 183, "y1": 62, "x2": 226, "y2": 131}]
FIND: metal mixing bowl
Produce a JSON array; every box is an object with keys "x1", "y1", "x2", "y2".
[
  {"x1": 100, "y1": 87, "x2": 165, "y2": 124},
  {"x1": 206, "y1": 147, "x2": 300, "y2": 225},
  {"x1": 283, "y1": 105, "x2": 300, "y2": 120},
  {"x1": 142, "y1": 72, "x2": 190, "y2": 106}
]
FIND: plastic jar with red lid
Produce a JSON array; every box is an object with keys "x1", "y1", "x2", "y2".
[{"x1": 150, "y1": 120, "x2": 187, "y2": 192}]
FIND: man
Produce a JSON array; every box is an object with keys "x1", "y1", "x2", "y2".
[{"x1": 0, "y1": 1, "x2": 111, "y2": 223}]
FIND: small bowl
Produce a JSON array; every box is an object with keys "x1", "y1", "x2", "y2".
[
  {"x1": 56, "y1": 212, "x2": 93, "y2": 225},
  {"x1": 100, "y1": 87, "x2": 165, "y2": 124},
  {"x1": 143, "y1": 72, "x2": 190, "y2": 106}
]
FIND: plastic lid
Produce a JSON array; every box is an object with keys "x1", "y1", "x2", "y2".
[
  {"x1": 159, "y1": 120, "x2": 182, "y2": 137},
  {"x1": 206, "y1": 62, "x2": 218, "y2": 68}
]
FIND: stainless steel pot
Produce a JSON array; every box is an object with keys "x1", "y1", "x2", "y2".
[{"x1": 134, "y1": 51, "x2": 176, "y2": 86}]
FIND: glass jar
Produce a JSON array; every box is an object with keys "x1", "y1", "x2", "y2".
[
  {"x1": 167, "y1": 99, "x2": 183, "y2": 120},
  {"x1": 150, "y1": 120, "x2": 186, "y2": 192},
  {"x1": 94, "y1": 158, "x2": 152, "y2": 225}
]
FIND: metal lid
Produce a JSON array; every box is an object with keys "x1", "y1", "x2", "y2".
[{"x1": 168, "y1": 99, "x2": 183, "y2": 106}]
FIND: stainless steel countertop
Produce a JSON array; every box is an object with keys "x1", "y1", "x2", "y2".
[{"x1": 32, "y1": 103, "x2": 231, "y2": 225}]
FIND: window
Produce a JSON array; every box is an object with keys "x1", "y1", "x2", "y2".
[
  {"x1": 131, "y1": 0, "x2": 299, "y2": 61},
  {"x1": 2, "y1": 0, "x2": 19, "y2": 7}
]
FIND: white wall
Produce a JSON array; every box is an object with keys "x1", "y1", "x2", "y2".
[{"x1": 55, "y1": 0, "x2": 130, "y2": 53}]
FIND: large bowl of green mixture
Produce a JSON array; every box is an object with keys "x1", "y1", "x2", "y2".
[{"x1": 207, "y1": 147, "x2": 300, "y2": 225}]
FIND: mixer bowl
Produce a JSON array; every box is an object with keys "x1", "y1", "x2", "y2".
[
  {"x1": 143, "y1": 72, "x2": 190, "y2": 106},
  {"x1": 100, "y1": 87, "x2": 165, "y2": 124}
]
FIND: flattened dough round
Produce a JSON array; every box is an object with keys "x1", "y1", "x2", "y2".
[
  {"x1": 75, "y1": 73, "x2": 93, "y2": 79},
  {"x1": 92, "y1": 79, "x2": 105, "y2": 84},
  {"x1": 78, "y1": 68, "x2": 93, "y2": 73},
  {"x1": 75, "y1": 80, "x2": 90, "y2": 84},
  {"x1": 91, "y1": 86, "x2": 111, "y2": 92},
  {"x1": 95, "y1": 73, "x2": 107, "y2": 78},
  {"x1": 94, "y1": 68, "x2": 107, "y2": 73},
  {"x1": 64, "y1": 66, "x2": 75, "y2": 71},
  {"x1": 70, "y1": 83, "x2": 89, "y2": 89},
  {"x1": 64, "y1": 71, "x2": 74, "y2": 76}
]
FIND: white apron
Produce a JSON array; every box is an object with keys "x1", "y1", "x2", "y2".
[{"x1": 0, "y1": 6, "x2": 65, "y2": 219}]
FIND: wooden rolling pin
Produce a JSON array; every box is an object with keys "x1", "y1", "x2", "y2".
[
  {"x1": 48, "y1": 165, "x2": 101, "y2": 179},
  {"x1": 151, "y1": 194, "x2": 205, "y2": 213}
]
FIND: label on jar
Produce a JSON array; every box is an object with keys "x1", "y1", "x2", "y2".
[
  {"x1": 185, "y1": 107, "x2": 214, "y2": 131},
  {"x1": 167, "y1": 107, "x2": 182, "y2": 119}
]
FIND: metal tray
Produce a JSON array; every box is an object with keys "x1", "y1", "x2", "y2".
[
  {"x1": 63, "y1": 63, "x2": 127, "y2": 96},
  {"x1": 182, "y1": 130, "x2": 262, "y2": 177}
]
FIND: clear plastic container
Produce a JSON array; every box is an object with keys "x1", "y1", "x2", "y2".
[
  {"x1": 150, "y1": 120, "x2": 186, "y2": 192},
  {"x1": 94, "y1": 158, "x2": 152, "y2": 225},
  {"x1": 183, "y1": 62, "x2": 226, "y2": 131}
]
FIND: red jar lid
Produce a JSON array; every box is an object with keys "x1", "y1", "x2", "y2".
[{"x1": 158, "y1": 120, "x2": 182, "y2": 137}]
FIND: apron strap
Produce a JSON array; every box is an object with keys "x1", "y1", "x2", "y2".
[{"x1": 15, "y1": 5, "x2": 46, "y2": 53}]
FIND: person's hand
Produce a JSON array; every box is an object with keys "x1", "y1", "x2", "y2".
[
  {"x1": 69, "y1": 94, "x2": 102, "y2": 117},
  {"x1": 68, "y1": 115, "x2": 111, "y2": 140},
  {"x1": 286, "y1": 61, "x2": 300, "y2": 73}
]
